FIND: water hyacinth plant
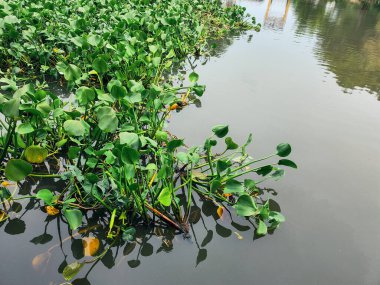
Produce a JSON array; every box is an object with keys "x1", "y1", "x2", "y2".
[{"x1": 0, "y1": 0, "x2": 293, "y2": 279}]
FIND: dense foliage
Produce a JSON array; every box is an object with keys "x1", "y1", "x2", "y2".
[{"x1": 0, "y1": 0, "x2": 293, "y2": 279}]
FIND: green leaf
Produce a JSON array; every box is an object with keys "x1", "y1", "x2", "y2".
[
  {"x1": 276, "y1": 143, "x2": 291, "y2": 157},
  {"x1": 121, "y1": 147, "x2": 140, "y2": 164},
  {"x1": 63, "y1": 209, "x2": 83, "y2": 230},
  {"x1": 234, "y1": 194, "x2": 257, "y2": 217},
  {"x1": 189, "y1": 72, "x2": 199, "y2": 83},
  {"x1": 5, "y1": 159, "x2": 33, "y2": 182},
  {"x1": 167, "y1": 139, "x2": 183, "y2": 152},
  {"x1": 119, "y1": 132, "x2": 140, "y2": 149},
  {"x1": 256, "y1": 220, "x2": 268, "y2": 235},
  {"x1": 210, "y1": 179, "x2": 221, "y2": 192},
  {"x1": 278, "y1": 159, "x2": 297, "y2": 169},
  {"x1": 36, "y1": 189, "x2": 54, "y2": 205},
  {"x1": 62, "y1": 261, "x2": 84, "y2": 281},
  {"x1": 76, "y1": 87, "x2": 96, "y2": 106},
  {"x1": 111, "y1": 85, "x2": 127, "y2": 99},
  {"x1": 155, "y1": 130, "x2": 168, "y2": 142},
  {"x1": 93, "y1": 57, "x2": 108, "y2": 74},
  {"x1": 244, "y1": 179, "x2": 256, "y2": 190},
  {"x1": 212, "y1": 125, "x2": 229, "y2": 138},
  {"x1": 193, "y1": 85, "x2": 205, "y2": 96},
  {"x1": 216, "y1": 160, "x2": 231, "y2": 173},
  {"x1": 225, "y1": 137, "x2": 238, "y2": 150},
  {"x1": 63, "y1": 120, "x2": 85, "y2": 137},
  {"x1": 122, "y1": 227, "x2": 136, "y2": 242},
  {"x1": 158, "y1": 187, "x2": 172, "y2": 207},
  {"x1": 176, "y1": 152, "x2": 188, "y2": 164},
  {"x1": 24, "y1": 145, "x2": 48, "y2": 164},
  {"x1": 15, "y1": 122, "x2": 34, "y2": 135},
  {"x1": 64, "y1": 64, "x2": 81, "y2": 82},
  {"x1": 97, "y1": 106, "x2": 118, "y2": 133},
  {"x1": 255, "y1": 165, "x2": 273, "y2": 176},
  {"x1": 224, "y1": 179, "x2": 244, "y2": 194},
  {"x1": 2, "y1": 98, "x2": 20, "y2": 118}
]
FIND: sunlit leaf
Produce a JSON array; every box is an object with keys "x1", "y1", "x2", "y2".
[
  {"x1": 216, "y1": 206, "x2": 224, "y2": 220},
  {"x1": 82, "y1": 237, "x2": 100, "y2": 256},
  {"x1": 234, "y1": 194, "x2": 257, "y2": 217},
  {"x1": 45, "y1": 206, "x2": 60, "y2": 216},
  {"x1": 212, "y1": 125, "x2": 229, "y2": 138},
  {"x1": 64, "y1": 209, "x2": 83, "y2": 230},
  {"x1": 36, "y1": 189, "x2": 54, "y2": 205},
  {"x1": 24, "y1": 145, "x2": 48, "y2": 164},
  {"x1": 257, "y1": 219, "x2": 268, "y2": 235},
  {"x1": 158, "y1": 187, "x2": 172, "y2": 206}
]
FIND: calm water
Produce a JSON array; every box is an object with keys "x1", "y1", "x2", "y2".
[{"x1": 2, "y1": 0, "x2": 380, "y2": 284}]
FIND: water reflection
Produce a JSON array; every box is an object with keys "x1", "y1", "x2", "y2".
[
  {"x1": 264, "y1": 0, "x2": 291, "y2": 30},
  {"x1": 292, "y1": 0, "x2": 380, "y2": 96},
  {"x1": 0, "y1": 177, "x2": 280, "y2": 284}
]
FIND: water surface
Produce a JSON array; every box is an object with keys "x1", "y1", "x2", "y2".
[{"x1": 1, "y1": 1, "x2": 380, "y2": 284}]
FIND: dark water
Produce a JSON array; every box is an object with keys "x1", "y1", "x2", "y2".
[{"x1": 2, "y1": 0, "x2": 380, "y2": 284}]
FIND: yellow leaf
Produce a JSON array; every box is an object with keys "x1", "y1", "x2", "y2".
[
  {"x1": 45, "y1": 206, "x2": 60, "y2": 216},
  {"x1": 82, "y1": 237, "x2": 100, "y2": 256},
  {"x1": 1, "y1": 181, "x2": 13, "y2": 187},
  {"x1": 217, "y1": 206, "x2": 223, "y2": 220},
  {"x1": 0, "y1": 209, "x2": 8, "y2": 222}
]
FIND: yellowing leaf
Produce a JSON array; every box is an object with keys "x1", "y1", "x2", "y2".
[
  {"x1": 45, "y1": 206, "x2": 60, "y2": 216},
  {"x1": 0, "y1": 209, "x2": 8, "y2": 222},
  {"x1": 1, "y1": 181, "x2": 13, "y2": 187},
  {"x1": 82, "y1": 237, "x2": 100, "y2": 256},
  {"x1": 217, "y1": 206, "x2": 224, "y2": 220}
]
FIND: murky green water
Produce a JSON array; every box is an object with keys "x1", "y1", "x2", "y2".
[{"x1": 2, "y1": 1, "x2": 380, "y2": 284}]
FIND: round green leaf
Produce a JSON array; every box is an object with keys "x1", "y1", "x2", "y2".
[
  {"x1": 63, "y1": 120, "x2": 85, "y2": 137},
  {"x1": 276, "y1": 143, "x2": 291, "y2": 157},
  {"x1": 93, "y1": 57, "x2": 109, "y2": 74},
  {"x1": 64, "y1": 64, "x2": 81, "y2": 82},
  {"x1": 36, "y1": 189, "x2": 54, "y2": 205},
  {"x1": 5, "y1": 159, "x2": 33, "y2": 182},
  {"x1": 234, "y1": 194, "x2": 257, "y2": 217},
  {"x1": 189, "y1": 72, "x2": 199, "y2": 83},
  {"x1": 16, "y1": 122, "x2": 34, "y2": 135},
  {"x1": 256, "y1": 220, "x2": 268, "y2": 236}
]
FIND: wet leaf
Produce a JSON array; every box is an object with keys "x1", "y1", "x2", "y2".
[
  {"x1": 63, "y1": 261, "x2": 84, "y2": 281},
  {"x1": 82, "y1": 237, "x2": 100, "y2": 256},
  {"x1": 64, "y1": 120, "x2": 85, "y2": 137}
]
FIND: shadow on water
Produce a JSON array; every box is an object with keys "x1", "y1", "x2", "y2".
[{"x1": 0, "y1": 176, "x2": 281, "y2": 284}]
